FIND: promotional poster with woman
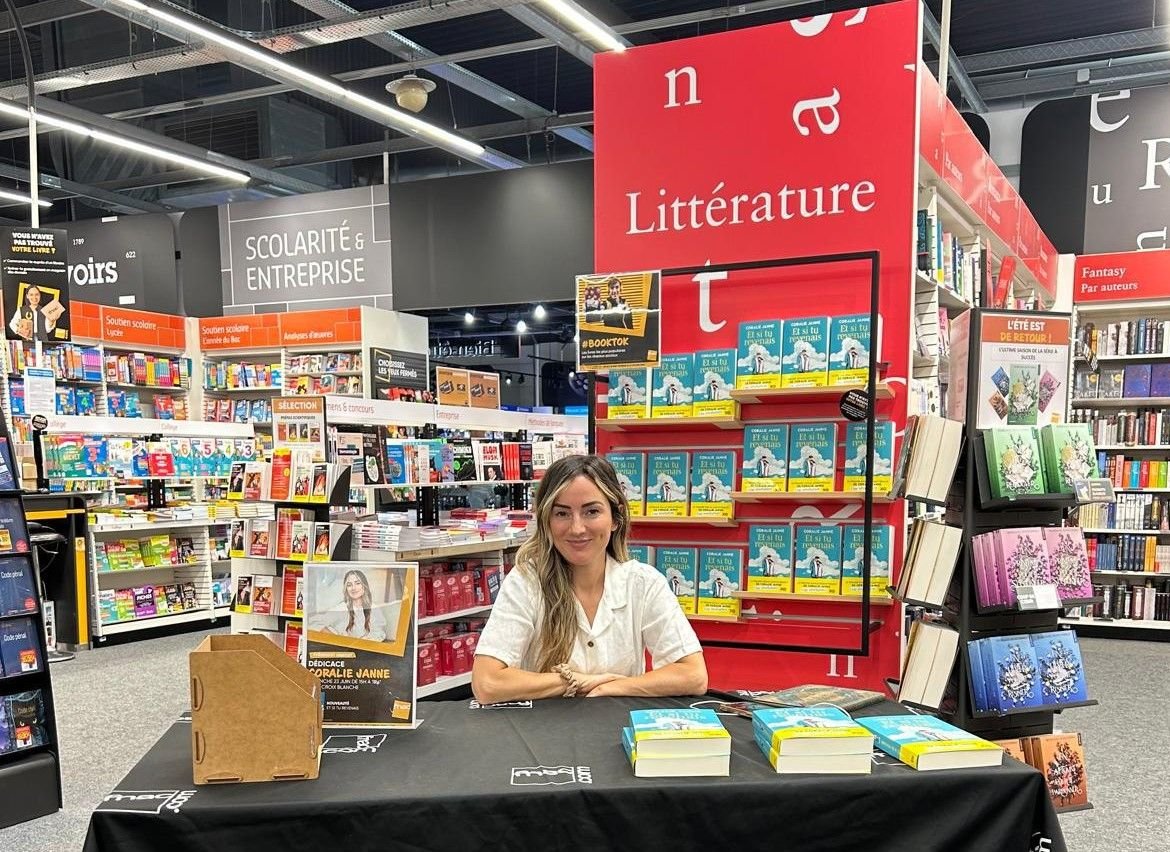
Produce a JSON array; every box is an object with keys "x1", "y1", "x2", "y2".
[
  {"x1": 304, "y1": 562, "x2": 418, "y2": 727},
  {"x1": 1, "y1": 227, "x2": 71, "y2": 343}
]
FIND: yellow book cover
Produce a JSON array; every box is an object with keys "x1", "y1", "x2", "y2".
[{"x1": 697, "y1": 548, "x2": 742, "y2": 617}]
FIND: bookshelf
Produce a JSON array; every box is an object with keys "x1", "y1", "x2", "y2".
[{"x1": 1069, "y1": 296, "x2": 1170, "y2": 638}]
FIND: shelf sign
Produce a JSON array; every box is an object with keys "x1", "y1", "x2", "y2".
[
  {"x1": 23, "y1": 367, "x2": 55, "y2": 417},
  {"x1": 839, "y1": 389, "x2": 870, "y2": 421},
  {"x1": 1074, "y1": 248, "x2": 1170, "y2": 303},
  {"x1": 1073, "y1": 478, "x2": 1115, "y2": 504},
  {"x1": 575, "y1": 270, "x2": 661, "y2": 370},
  {"x1": 1016, "y1": 584, "x2": 1061, "y2": 611}
]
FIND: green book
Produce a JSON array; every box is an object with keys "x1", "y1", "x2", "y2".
[
  {"x1": 1038, "y1": 424, "x2": 1098, "y2": 494},
  {"x1": 1006, "y1": 365, "x2": 1040, "y2": 426},
  {"x1": 983, "y1": 427, "x2": 1045, "y2": 497}
]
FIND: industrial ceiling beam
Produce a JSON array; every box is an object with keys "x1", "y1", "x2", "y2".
[
  {"x1": 977, "y1": 57, "x2": 1170, "y2": 102},
  {"x1": 962, "y1": 26, "x2": 1170, "y2": 75},
  {"x1": 0, "y1": 161, "x2": 171, "y2": 214},
  {"x1": 922, "y1": 6, "x2": 987, "y2": 112},
  {"x1": 0, "y1": 0, "x2": 94, "y2": 32},
  {"x1": 504, "y1": 4, "x2": 608, "y2": 67},
  {"x1": 82, "y1": 0, "x2": 524, "y2": 170},
  {"x1": 290, "y1": 0, "x2": 593, "y2": 152}
]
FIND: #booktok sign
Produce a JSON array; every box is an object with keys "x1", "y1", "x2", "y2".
[
  {"x1": 575, "y1": 271, "x2": 661, "y2": 370},
  {"x1": 304, "y1": 561, "x2": 418, "y2": 727}
]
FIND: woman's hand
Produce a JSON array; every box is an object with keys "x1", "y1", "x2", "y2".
[{"x1": 570, "y1": 671, "x2": 622, "y2": 697}]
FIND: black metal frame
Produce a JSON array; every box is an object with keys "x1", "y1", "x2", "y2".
[{"x1": 596, "y1": 250, "x2": 886, "y2": 657}]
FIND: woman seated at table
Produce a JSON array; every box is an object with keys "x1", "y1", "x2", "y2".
[{"x1": 472, "y1": 454, "x2": 708, "y2": 703}]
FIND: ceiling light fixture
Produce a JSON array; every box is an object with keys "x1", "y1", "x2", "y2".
[
  {"x1": 386, "y1": 74, "x2": 436, "y2": 113},
  {"x1": 516, "y1": 319, "x2": 528, "y2": 334},
  {"x1": 464, "y1": 311, "x2": 475, "y2": 325},
  {"x1": 533, "y1": 304, "x2": 547, "y2": 320},
  {"x1": 0, "y1": 99, "x2": 250, "y2": 183},
  {"x1": 108, "y1": 0, "x2": 485, "y2": 159},
  {"x1": 536, "y1": 0, "x2": 627, "y2": 52},
  {"x1": 0, "y1": 188, "x2": 51, "y2": 209}
]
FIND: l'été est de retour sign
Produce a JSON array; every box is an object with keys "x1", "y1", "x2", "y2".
[{"x1": 593, "y1": 1, "x2": 920, "y2": 690}]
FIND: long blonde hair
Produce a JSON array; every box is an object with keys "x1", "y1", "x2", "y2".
[{"x1": 516, "y1": 454, "x2": 631, "y2": 673}]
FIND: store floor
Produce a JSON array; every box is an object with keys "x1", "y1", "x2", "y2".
[{"x1": 0, "y1": 633, "x2": 1160, "y2": 851}]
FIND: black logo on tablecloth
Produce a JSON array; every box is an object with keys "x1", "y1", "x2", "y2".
[
  {"x1": 322, "y1": 734, "x2": 387, "y2": 755},
  {"x1": 99, "y1": 790, "x2": 196, "y2": 814},
  {"x1": 510, "y1": 765, "x2": 592, "y2": 786}
]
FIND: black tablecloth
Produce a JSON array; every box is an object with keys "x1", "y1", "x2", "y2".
[{"x1": 83, "y1": 697, "x2": 1066, "y2": 852}]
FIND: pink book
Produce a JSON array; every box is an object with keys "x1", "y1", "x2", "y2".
[
  {"x1": 972, "y1": 532, "x2": 998, "y2": 609},
  {"x1": 1042, "y1": 527, "x2": 1093, "y2": 600},
  {"x1": 994, "y1": 527, "x2": 1054, "y2": 607}
]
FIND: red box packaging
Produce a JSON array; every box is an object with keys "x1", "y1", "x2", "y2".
[
  {"x1": 462, "y1": 632, "x2": 480, "y2": 668},
  {"x1": 455, "y1": 572, "x2": 476, "y2": 610},
  {"x1": 436, "y1": 636, "x2": 456, "y2": 677},
  {"x1": 417, "y1": 642, "x2": 438, "y2": 686},
  {"x1": 416, "y1": 570, "x2": 429, "y2": 618},
  {"x1": 443, "y1": 573, "x2": 460, "y2": 612},
  {"x1": 438, "y1": 634, "x2": 474, "y2": 676},
  {"x1": 426, "y1": 574, "x2": 451, "y2": 616},
  {"x1": 418, "y1": 623, "x2": 456, "y2": 644}
]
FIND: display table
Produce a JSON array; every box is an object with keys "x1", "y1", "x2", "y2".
[{"x1": 84, "y1": 697, "x2": 1066, "y2": 852}]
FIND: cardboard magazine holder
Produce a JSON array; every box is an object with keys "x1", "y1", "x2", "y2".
[{"x1": 190, "y1": 634, "x2": 323, "y2": 784}]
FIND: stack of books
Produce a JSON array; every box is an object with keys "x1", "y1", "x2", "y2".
[
  {"x1": 621, "y1": 708, "x2": 731, "y2": 778},
  {"x1": 752, "y1": 706, "x2": 874, "y2": 774},
  {"x1": 858, "y1": 714, "x2": 1002, "y2": 771}
]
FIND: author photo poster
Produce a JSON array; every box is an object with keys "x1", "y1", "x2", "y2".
[
  {"x1": 575, "y1": 270, "x2": 660, "y2": 370},
  {"x1": 1, "y1": 228, "x2": 70, "y2": 343},
  {"x1": 304, "y1": 561, "x2": 418, "y2": 727}
]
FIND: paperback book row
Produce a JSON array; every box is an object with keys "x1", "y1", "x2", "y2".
[
  {"x1": 97, "y1": 582, "x2": 200, "y2": 624},
  {"x1": 95, "y1": 534, "x2": 200, "y2": 572},
  {"x1": 203, "y1": 360, "x2": 282, "y2": 391},
  {"x1": 202, "y1": 397, "x2": 273, "y2": 425},
  {"x1": 1085, "y1": 535, "x2": 1170, "y2": 574},
  {"x1": 916, "y1": 207, "x2": 981, "y2": 306},
  {"x1": 225, "y1": 452, "x2": 347, "y2": 504},
  {"x1": 418, "y1": 620, "x2": 485, "y2": 686},
  {"x1": 1077, "y1": 318, "x2": 1170, "y2": 358},
  {"x1": 287, "y1": 352, "x2": 362, "y2": 376},
  {"x1": 971, "y1": 526, "x2": 1093, "y2": 609},
  {"x1": 899, "y1": 620, "x2": 959, "y2": 710},
  {"x1": 6, "y1": 341, "x2": 102, "y2": 382},
  {"x1": 0, "y1": 616, "x2": 40, "y2": 679},
  {"x1": 0, "y1": 689, "x2": 48, "y2": 754},
  {"x1": 1069, "y1": 406, "x2": 1170, "y2": 448},
  {"x1": 1096, "y1": 454, "x2": 1170, "y2": 491},
  {"x1": 606, "y1": 313, "x2": 878, "y2": 419},
  {"x1": 967, "y1": 630, "x2": 1090, "y2": 713},
  {"x1": 983, "y1": 425, "x2": 1099, "y2": 498},
  {"x1": 108, "y1": 389, "x2": 186, "y2": 419},
  {"x1": 1079, "y1": 493, "x2": 1170, "y2": 531},
  {"x1": 999, "y1": 732, "x2": 1090, "y2": 812},
  {"x1": 914, "y1": 309, "x2": 953, "y2": 361},
  {"x1": 288, "y1": 374, "x2": 361, "y2": 396},
  {"x1": 104, "y1": 352, "x2": 191, "y2": 389},
  {"x1": 43, "y1": 435, "x2": 259, "y2": 480},
  {"x1": 9, "y1": 382, "x2": 98, "y2": 417},
  {"x1": 896, "y1": 415, "x2": 964, "y2": 504},
  {"x1": 232, "y1": 566, "x2": 304, "y2": 618},
  {"x1": 620, "y1": 707, "x2": 1003, "y2": 779},
  {"x1": 892, "y1": 519, "x2": 963, "y2": 607},
  {"x1": 631, "y1": 522, "x2": 892, "y2": 617},
  {"x1": 1068, "y1": 580, "x2": 1170, "y2": 621},
  {"x1": 228, "y1": 514, "x2": 347, "y2": 563},
  {"x1": 1072, "y1": 363, "x2": 1170, "y2": 400}
]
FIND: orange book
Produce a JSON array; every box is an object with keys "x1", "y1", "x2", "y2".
[
  {"x1": 1030, "y1": 733, "x2": 1089, "y2": 811},
  {"x1": 270, "y1": 449, "x2": 292, "y2": 501},
  {"x1": 993, "y1": 738, "x2": 1026, "y2": 763},
  {"x1": 281, "y1": 566, "x2": 303, "y2": 617}
]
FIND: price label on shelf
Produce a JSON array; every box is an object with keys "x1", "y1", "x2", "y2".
[{"x1": 1016, "y1": 584, "x2": 1061, "y2": 611}]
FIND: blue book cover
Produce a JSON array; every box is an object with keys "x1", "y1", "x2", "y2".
[
  {"x1": 0, "y1": 499, "x2": 28, "y2": 555},
  {"x1": 735, "y1": 321, "x2": 783, "y2": 389},
  {"x1": 828, "y1": 314, "x2": 874, "y2": 386},
  {"x1": 967, "y1": 639, "x2": 989, "y2": 713},
  {"x1": 793, "y1": 525, "x2": 842, "y2": 595},
  {"x1": 645, "y1": 452, "x2": 690, "y2": 517},
  {"x1": 1030, "y1": 631, "x2": 1089, "y2": 706},
  {"x1": 751, "y1": 706, "x2": 871, "y2": 755},
  {"x1": 839, "y1": 523, "x2": 892, "y2": 597},
  {"x1": 1151, "y1": 363, "x2": 1170, "y2": 397},
  {"x1": 1123, "y1": 364, "x2": 1152, "y2": 398},
  {"x1": 741, "y1": 425, "x2": 789, "y2": 493},
  {"x1": 986, "y1": 635, "x2": 1043, "y2": 710},
  {"x1": 621, "y1": 726, "x2": 636, "y2": 766},
  {"x1": 82, "y1": 436, "x2": 108, "y2": 477},
  {"x1": 746, "y1": 524, "x2": 792, "y2": 593},
  {"x1": 606, "y1": 452, "x2": 645, "y2": 517},
  {"x1": 0, "y1": 617, "x2": 39, "y2": 676},
  {"x1": 0, "y1": 556, "x2": 36, "y2": 616},
  {"x1": 172, "y1": 439, "x2": 195, "y2": 478},
  {"x1": 843, "y1": 420, "x2": 894, "y2": 493},
  {"x1": 384, "y1": 444, "x2": 408, "y2": 484},
  {"x1": 607, "y1": 367, "x2": 650, "y2": 419},
  {"x1": 629, "y1": 708, "x2": 729, "y2": 743},
  {"x1": 651, "y1": 354, "x2": 695, "y2": 419},
  {"x1": 857, "y1": 715, "x2": 1000, "y2": 770},
  {"x1": 654, "y1": 547, "x2": 697, "y2": 615},
  {"x1": 780, "y1": 316, "x2": 830, "y2": 388},
  {"x1": 691, "y1": 349, "x2": 737, "y2": 417},
  {"x1": 697, "y1": 548, "x2": 743, "y2": 617},
  {"x1": 689, "y1": 451, "x2": 736, "y2": 518},
  {"x1": 978, "y1": 637, "x2": 1000, "y2": 713},
  {"x1": 787, "y1": 422, "x2": 838, "y2": 492},
  {"x1": 627, "y1": 544, "x2": 656, "y2": 565}
]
